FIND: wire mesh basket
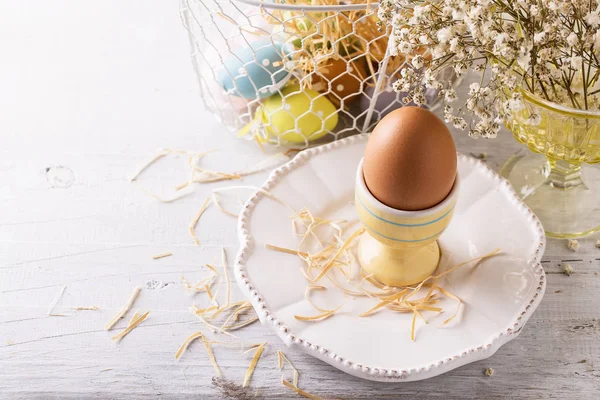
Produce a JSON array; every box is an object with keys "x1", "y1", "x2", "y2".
[{"x1": 180, "y1": 0, "x2": 456, "y2": 148}]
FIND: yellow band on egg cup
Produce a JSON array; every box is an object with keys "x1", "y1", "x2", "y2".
[{"x1": 355, "y1": 158, "x2": 459, "y2": 287}]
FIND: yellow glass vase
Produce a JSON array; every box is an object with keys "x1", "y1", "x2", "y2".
[{"x1": 501, "y1": 90, "x2": 600, "y2": 238}]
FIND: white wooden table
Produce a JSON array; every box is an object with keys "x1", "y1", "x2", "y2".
[{"x1": 1, "y1": 2, "x2": 599, "y2": 399}]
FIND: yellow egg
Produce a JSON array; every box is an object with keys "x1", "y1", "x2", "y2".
[{"x1": 260, "y1": 85, "x2": 339, "y2": 143}]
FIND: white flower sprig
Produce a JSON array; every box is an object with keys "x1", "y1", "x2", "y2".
[{"x1": 378, "y1": 0, "x2": 600, "y2": 137}]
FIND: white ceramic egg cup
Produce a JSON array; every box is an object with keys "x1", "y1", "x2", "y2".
[{"x1": 235, "y1": 134, "x2": 546, "y2": 382}]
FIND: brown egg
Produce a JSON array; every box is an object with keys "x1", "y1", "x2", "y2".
[
  {"x1": 363, "y1": 107, "x2": 457, "y2": 211},
  {"x1": 311, "y1": 57, "x2": 367, "y2": 104}
]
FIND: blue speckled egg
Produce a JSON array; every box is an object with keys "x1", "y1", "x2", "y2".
[{"x1": 218, "y1": 39, "x2": 291, "y2": 99}]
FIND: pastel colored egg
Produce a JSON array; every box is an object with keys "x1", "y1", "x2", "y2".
[
  {"x1": 311, "y1": 57, "x2": 368, "y2": 104},
  {"x1": 260, "y1": 84, "x2": 339, "y2": 143},
  {"x1": 218, "y1": 39, "x2": 292, "y2": 99}
]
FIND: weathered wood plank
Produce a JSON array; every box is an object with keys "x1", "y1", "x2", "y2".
[{"x1": 1, "y1": 318, "x2": 598, "y2": 399}]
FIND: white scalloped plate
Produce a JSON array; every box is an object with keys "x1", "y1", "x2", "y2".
[{"x1": 235, "y1": 134, "x2": 546, "y2": 382}]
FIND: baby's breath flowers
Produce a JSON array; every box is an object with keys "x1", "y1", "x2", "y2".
[{"x1": 379, "y1": 0, "x2": 600, "y2": 137}]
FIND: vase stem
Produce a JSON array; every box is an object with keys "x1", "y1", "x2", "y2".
[{"x1": 546, "y1": 158, "x2": 584, "y2": 189}]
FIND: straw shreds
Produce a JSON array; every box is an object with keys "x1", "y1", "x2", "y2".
[
  {"x1": 73, "y1": 306, "x2": 99, "y2": 311},
  {"x1": 358, "y1": 250, "x2": 499, "y2": 340},
  {"x1": 152, "y1": 252, "x2": 173, "y2": 260},
  {"x1": 358, "y1": 299, "x2": 394, "y2": 317},
  {"x1": 433, "y1": 249, "x2": 500, "y2": 280},
  {"x1": 204, "y1": 284, "x2": 215, "y2": 299},
  {"x1": 130, "y1": 147, "x2": 213, "y2": 183},
  {"x1": 243, "y1": 342, "x2": 266, "y2": 387},
  {"x1": 265, "y1": 244, "x2": 309, "y2": 258},
  {"x1": 436, "y1": 286, "x2": 462, "y2": 326},
  {"x1": 131, "y1": 148, "x2": 289, "y2": 198},
  {"x1": 203, "y1": 337, "x2": 222, "y2": 376},
  {"x1": 132, "y1": 181, "x2": 193, "y2": 203},
  {"x1": 191, "y1": 298, "x2": 258, "y2": 338},
  {"x1": 277, "y1": 351, "x2": 300, "y2": 387},
  {"x1": 220, "y1": 301, "x2": 253, "y2": 329},
  {"x1": 181, "y1": 274, "x2": 218, "y2": 294},
  {"x1": 223, "y1": 317, "x2": 259, "y2": 331},
  {"x1": 294, "y1": 302, "x2": 342, "y2": 322},
  {"x1": 111, "y1": 310, "x2": 150, "y2": 342},
  {"x1": 184, "y1": 292, "x2": 261, "y2": 379},
  {"x1": 126, "y1": 151, "x2": 343, "y2": 388},
  {"x1": 210, "y1": 300, "x2": 247, "y2": 320},
  {"x1": 191, "y1": 168, "x2": 241, "y2": 184},
  {"x1": 174, "y1": 328, "x2": 223, "y2": 376},
  {"x1": 204, "y1": 264, "x2": 221, "y2": 276},
  {"x1": 129, "y1": 148, "x2": 216, "y2": 202},
  {"x1": 282, "y1": 378, "x2": 322, "y2": 400},
  {"x1": 212, "y1": 192, "x2": 239, "y2": 218},
  {"x1": 195, "y1": 313, "x2": 221, "y2": 334},
  {"x1": 175, "y1": 331, "x2": 204, "y2": 360},
  {"x1": 105, "y1": 286, "x2": 141, "y2": 331},
  {"x1": 304, "y1": 285, "x2": 328, "y2": 311},
  {"x1": 186, "y1": 152, "x2": 288, "y2": 186},
  {"x1": 128, "y1": 311, "x2": 140, "y2": 326},
  {"x1": 269, "y1": 204, "x2": 501, "y2": 341},
  {"x1": 189, "y1": 196, "x2": 212, "y2": 246},
  {"x1": 192, "y1": 307, "x2": 236, "y2": 338},
  {"x1": 181, "y1": 275, "x2": 193, "y2": 291},
  {"x1": 278, "y1": 351, "x2": 314, "y2": 398},
  {"x1": 130, "y1": 148, "x2": 170, "y2": 181},
  {"x1": 302, "y1": 285, "x2": 343, "y2": 318},
  {"x1": 193, "y1": 305, "x2": 219, "y2": 315},
  {"x1": 175, "y1": 330, "x2": 266, "y2": 380}
]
